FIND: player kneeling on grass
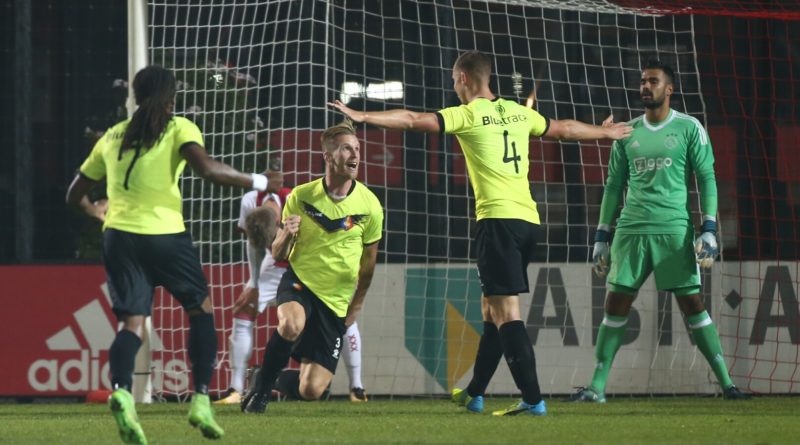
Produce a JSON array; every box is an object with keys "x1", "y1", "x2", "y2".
[
  {"x1": 216, "y1": 176, "x2": 371, "y2": 405},
  {"x1": 569, "y1": 59, "x2": 751, "y2": 404},
  {"x1": 240, "y1": 120, "x2": 383, "y2": 414},
  {"x1": 66, "y1": 65, "x2": 282, "y2": 444}
]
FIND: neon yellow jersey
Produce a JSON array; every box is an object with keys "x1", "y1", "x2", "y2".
[
  {"x1": 284, "y1": 178, "x2": 383, "y2": 317},
  {"x1": 437, "y1": 97, "x2": 549, "y2": 223},
  {"x1": 79, "y1": 116, "x2": 203, "y2": 235}
]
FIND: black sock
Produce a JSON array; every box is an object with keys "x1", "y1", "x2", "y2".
[
  {"x1": 466, "y1": 322, "x2": 503, "y2": 397},
  {"x1": 188, "y1": 313, "x2": 217, "y2": 395},
  {"x1": 275, "y1": 369, "x2": 302, "y2": 400},
  {"x1": 498, "y1": 320, "x2": 542, "y2": 405},
  {"x1": 256, "y1": 331, "x2": 294, "y2": 395},
  {"x1": 109, "y1": 329, "x2": 142, "y2": 392}
]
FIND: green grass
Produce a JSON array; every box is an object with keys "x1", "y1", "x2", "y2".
[{"x1": 2, "y1": 396, "x2": 797, "y2": 444}]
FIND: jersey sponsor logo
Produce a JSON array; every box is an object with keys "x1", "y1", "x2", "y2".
[
  {"x1": 27, "y1": 285, "x2": 190, "y2": 393},
  {"x1": 494, "y1": 103, "x2": 506, "y2": 115},
  {"x1": 302, "y1": 202, "x2": 366, "y2": 233},
  {"x1": 633, "y1": 156, "x2": 673, "y2": 173},
  {"x1": 481, "y1": 114, "x2": 528, "y2": 126}
]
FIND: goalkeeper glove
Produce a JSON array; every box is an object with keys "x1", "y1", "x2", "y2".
[
  {"x1": 592, "y1": 225, "x2": 611, "y2": 278},
  {"x1": 694, "y1": 217, "x2": 719, "y2": 269}
]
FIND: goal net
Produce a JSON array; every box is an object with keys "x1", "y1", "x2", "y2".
[{"x1": 144, "y1": 0, "x2": 800, "y2": 400}]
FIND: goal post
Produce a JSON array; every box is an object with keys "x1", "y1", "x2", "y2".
[
  {"x1": 127, "y1": 0, "x2": 154, "y2": 404},
  {"x1": 134, "y1": 0, "x2": 799, "y2": 400}
]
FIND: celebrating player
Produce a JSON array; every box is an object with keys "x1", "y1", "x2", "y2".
[
  {"x1": 329, "y1": 50, "x2": 631, "y2": 416},
  {"x1": 240, "y1": 120, "x2": 383, "y2": 413},
  {"x1": 216, "y1": 174, "x2": 370, "y2": 404},
  {"x1": 66, "y1": 65, "x2": 280, "y2": 444},
  {"x1": 569, "y1": 59, "x2": 751, "y2": 403}
]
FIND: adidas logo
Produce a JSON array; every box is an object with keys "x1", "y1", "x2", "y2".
[
  {"x1": 631, "y1": 140, "x2": 641, "y2": 148},
  {"x1": 27, "y1": 284, "x2": 188, "y2": 393}
]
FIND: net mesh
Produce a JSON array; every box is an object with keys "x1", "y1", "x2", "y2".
[{"x1": 145, "y1": 0, "x2": 799, "y2": 399}]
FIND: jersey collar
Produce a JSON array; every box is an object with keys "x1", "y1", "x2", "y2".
[
  {"x1": 643, "y1": 109, "x2": 675, "y2": 131},
  {"x1": 322, "y1": 178, "x2": 357, "y2": 201}
]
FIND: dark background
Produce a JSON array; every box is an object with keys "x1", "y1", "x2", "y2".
[{"x1": 1, "y1": 0, "x2": 797, "y2": 264}]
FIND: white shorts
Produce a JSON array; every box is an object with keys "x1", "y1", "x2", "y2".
[{"x1": 256, "y1": 254, "x2": 287, "y2": 313}]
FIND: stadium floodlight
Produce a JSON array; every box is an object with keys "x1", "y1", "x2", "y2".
[{"x1": 340, "y1": 81, "x2": 404, "y2": 104}]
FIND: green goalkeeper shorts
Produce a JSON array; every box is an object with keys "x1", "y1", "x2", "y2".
[{"x1": 607, "y1": 229, "x2": 701, "y2": 297}]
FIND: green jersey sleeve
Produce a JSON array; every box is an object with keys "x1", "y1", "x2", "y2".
[
  {"x1": 598, "y1": 139, "x2": 628, "y2": 226},
  {"x1": 687, "y1": 121, "x2": 718, "y2": 219}
]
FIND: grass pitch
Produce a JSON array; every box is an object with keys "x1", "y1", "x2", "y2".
[{"x1": 2, "y1": 396, "x2": 797, "y2": 444}]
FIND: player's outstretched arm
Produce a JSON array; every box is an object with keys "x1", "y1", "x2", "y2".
[
  {"x1": 181, "y1": 142, "x2": 281, "y2": 192},
  {"x1": 328, "y1": 100, "x2": 440, "y2": 133},
  {"x1": 545, "y1": 116, "x2": 631, "y2": 141},
  {"x1": 346, "y1": 242, "x2": 379, "y2": 327}
]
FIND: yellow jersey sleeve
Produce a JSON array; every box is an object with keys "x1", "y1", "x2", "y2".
[
  {"x1": 79, "y1": 134, "x2": 109, "y2": 181},
  {"x1": 526, "y1": 107, "x2": 549, "y2": 137},
  {"x1": 437, "y1": 104, "x2": 474, "y2": 134},
  {"x1": 363, "y1": 195, "x2": 384, "y2": 245},
  {"x1": 172, "y1": 117, "x2": 204, "y2": 152}
]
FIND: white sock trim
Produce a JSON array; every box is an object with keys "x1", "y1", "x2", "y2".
[
  {"x1": 689, "y1": 316, "x2": 713, "y2": 330},
  {"x1": 601, "y1": 316, "x2": 628, "y2": 328}
]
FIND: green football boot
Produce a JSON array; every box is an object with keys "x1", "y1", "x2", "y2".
[
  {"x1": 108, "y1": 388, "x2": 147, "y2": 445},
  {"x1": 188, "y1": 394, "x2": 225, "y2": 440}
]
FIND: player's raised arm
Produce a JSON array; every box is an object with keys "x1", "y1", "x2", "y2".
[
  {"x1": 328, "y1": 100, "x2": 441, "y2": 133},
  {"x1": 544, "y1": 116, "x2": 632, "y2": 141},
  {"x1": 271, "y1": 214, "x2": 300, "y2": 262}
]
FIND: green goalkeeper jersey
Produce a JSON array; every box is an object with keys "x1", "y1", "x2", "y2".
[{"x1": 601, "y1": 109, "x2": 718, "y2": 234}]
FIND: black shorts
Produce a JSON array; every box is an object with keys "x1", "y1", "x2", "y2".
[
  {"x1": 103, "y1": 228, "x2": 208, "y2": 318},
  {"x1": 475, "y1": 218, "x2": 541, "y2": 296},
  {"x1": 276, "y1": 268, "x2": 346, "y2": 374}
]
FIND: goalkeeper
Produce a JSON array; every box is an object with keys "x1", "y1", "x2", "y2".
[{"x1": 569, "y1": 59, "x2": 751, "y2": 403}]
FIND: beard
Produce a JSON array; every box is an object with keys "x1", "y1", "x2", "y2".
[{"x1": 641, "y1": 96, "x2": 664, "y2": 109}]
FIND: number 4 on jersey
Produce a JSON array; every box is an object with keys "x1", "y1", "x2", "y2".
[{"x1": 502, "y1": 130, "x2": 521, "y2": 173}]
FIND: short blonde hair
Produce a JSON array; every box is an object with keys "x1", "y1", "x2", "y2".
[
  {"x1": 245, "y1": 206, "x2": 278, "y2": 251},
  {"x1": 320, "y1": 119, "x2": 356, "y2": 152}
]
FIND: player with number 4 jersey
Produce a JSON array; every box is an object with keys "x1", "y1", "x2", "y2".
[{"x1": 329, "y1": 50, "x2": 631, "y2": 416}]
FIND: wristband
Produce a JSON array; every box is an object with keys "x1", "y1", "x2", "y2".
[
  {"x1": 251, "y1": 173, "x2": 268, "y2": 191},
  {"x1": 595, "y1": 224, "x2": 611, "y2": 243},
  {"x1": 701, "y1": 216, "x2": 717, "y2": 234}
]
